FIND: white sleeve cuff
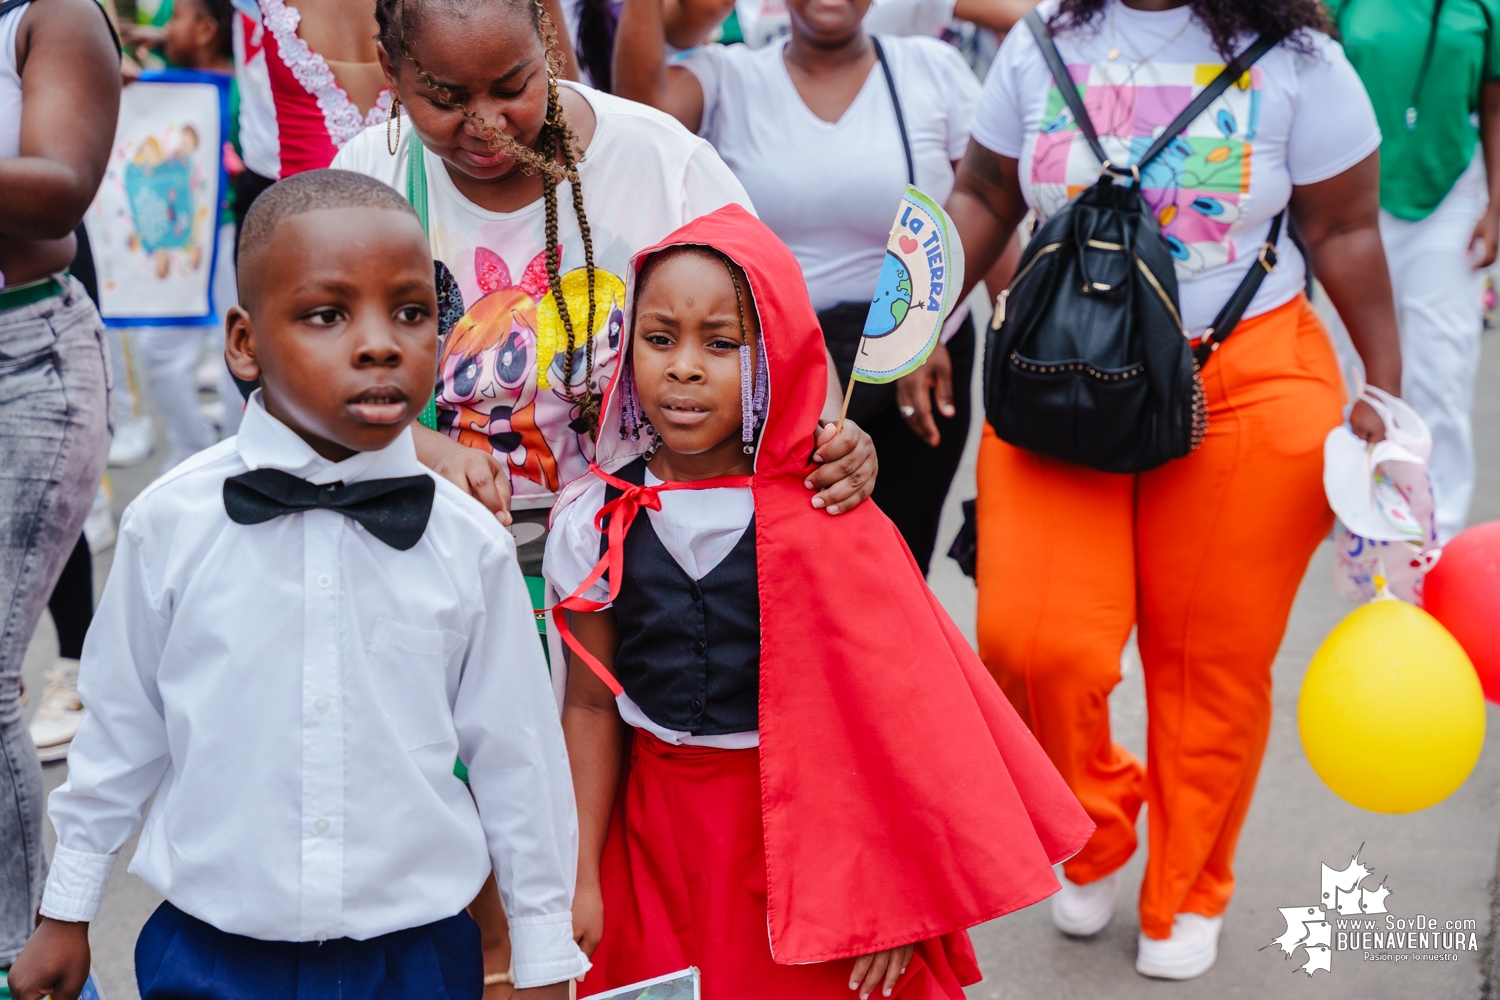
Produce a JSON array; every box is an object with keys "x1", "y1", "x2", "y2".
[
  {"x1": 508, "y1": 911, "x2": 591, "y2": 988},
  {"x1": 39, "y1": 846, "x2": 117, "y2": 923}
]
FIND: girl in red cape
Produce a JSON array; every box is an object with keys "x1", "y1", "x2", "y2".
[{"x1": 546, "y1": 204, "x2": 1092, "y2": 1000}]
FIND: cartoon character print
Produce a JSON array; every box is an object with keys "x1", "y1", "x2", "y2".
[
  {"x1": 434, "y1": 247, "x2": 628, "y2": 495},
  {"x1": 1030, "y1": 61, "x2": 1261, "y2": 278},
  {"x1": 535, "y1": 267, "x2": 627, "y2": 465},
  {"x1": 436, "y1": 253, "x2": 561, "y2": 492},
  {"x1": 122, "y1": 127, "x2": 207, "y2": 278}
]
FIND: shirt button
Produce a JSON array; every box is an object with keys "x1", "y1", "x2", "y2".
[
  {"x1": 693, "y1": 640, "x2": 706, "y2": 656},
  {"x1": 313, "y1": 818, "x2": 330, "y2": 835},
  {"x1": 690, "y1": 585, "x2": 702, "y2": 601},
  {"x1": 313, "y1": 698, "x2": 330, "y2": 714},
  {"x1": 690, "y1": 698, "x2": 703, "y2": 712},
  {"x1": 317, "y1": 574, "x2": 332, "y2": 589}
]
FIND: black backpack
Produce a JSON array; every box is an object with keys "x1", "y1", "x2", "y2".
[{"x1": 983, "y1": 11, "x2": 1285, "y2": 473}]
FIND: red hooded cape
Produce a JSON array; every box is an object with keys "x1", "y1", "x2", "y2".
[{"x1": 554, "y1": 205, "x2": 1093, "y2": 965}]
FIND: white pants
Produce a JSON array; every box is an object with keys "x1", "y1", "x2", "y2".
[
  {"x1": 126, "y1": 222, "x2": 242, "y2": 472},
  {"x1": 132, "y1": 324, "x2": 217, "y2": 471},
  {"x1": 1378, "y1": 157, "x2": 1487, "y2": 542}
]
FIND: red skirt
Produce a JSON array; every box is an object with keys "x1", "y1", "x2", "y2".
[{"x1": 577, "y1": 731, "x2": 981, "y2": 1000}]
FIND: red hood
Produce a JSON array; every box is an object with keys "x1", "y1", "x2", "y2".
[{"x1": 561, "y1": 205, "x2": 1092, "y2": 964}]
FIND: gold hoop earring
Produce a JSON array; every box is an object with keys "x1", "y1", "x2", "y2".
[{"x1": 386, "y1": 97, "x2": 402, "y2": 156}]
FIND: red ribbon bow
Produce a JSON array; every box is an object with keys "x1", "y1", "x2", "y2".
[{"x1": 552, "y1": 462, "x2": 753, "y2": 696}]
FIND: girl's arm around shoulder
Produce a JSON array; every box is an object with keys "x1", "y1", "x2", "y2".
[{"x1": 560, "y1": 609, "x2": 624, "y2": 958}]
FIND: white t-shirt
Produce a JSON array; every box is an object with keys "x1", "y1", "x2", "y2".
[
  {"x1": 233, "y1": 11, "x2": 281, "y2": 180},
  {"x1": 684, "y1": 36, "x2": 978, "y2": 311},
  {"x1": 332, "y1": 84, "x2": 752, "y2": 506},
  {"x1": 543, "y1": 469, "x2": 758, "y2": 748},
  {"x1": 971, "y1": 0, "x2": 1381, "y2": 334},
  {"x1": 735, "y1": 0, "x2": 956, "y2": 49}
]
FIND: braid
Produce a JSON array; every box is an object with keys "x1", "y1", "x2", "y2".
[
  {"x1": 376, "y1": 0, "x2": 605, "y2": 439},
  {"x1": 535, "y1": 0, "x2": 603, "y2": 439}
]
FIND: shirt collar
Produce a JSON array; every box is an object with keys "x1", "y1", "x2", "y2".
[{"x1": 235, "y1": 392, "x2": 428, "y2": 486}]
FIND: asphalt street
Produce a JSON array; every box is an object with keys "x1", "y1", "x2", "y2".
[{"x1": 20, "y1": 293, "x2": 1500, "y2": 1000}]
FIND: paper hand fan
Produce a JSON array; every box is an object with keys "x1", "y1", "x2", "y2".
[
  {"x1": 833, "y1": 186, "x2": 965, "y2": 428},
  {"x1": 854, "y1": 186, "x2": 966, "y2": 383}
]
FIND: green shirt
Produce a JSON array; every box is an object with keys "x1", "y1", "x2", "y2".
[{"x1": 1330, "y1": 0, "x2": 1500, "y2": 220}]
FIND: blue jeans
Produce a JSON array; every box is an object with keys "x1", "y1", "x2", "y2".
[{"x1": 0, "y1": 276, "x2": 110, "y2": 964}]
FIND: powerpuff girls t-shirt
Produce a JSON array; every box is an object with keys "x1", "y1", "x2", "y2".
[
  {"x1": 971, "y1": 0, "x2": 1380, "y2": 335},
  {"x1": 334, "y1": 82, "x2": 752, "y2": 505}
]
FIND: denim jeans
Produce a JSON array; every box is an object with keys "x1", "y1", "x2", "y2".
[{"x1": 0, "y1": 276, "x2": 110, "y2": 964}]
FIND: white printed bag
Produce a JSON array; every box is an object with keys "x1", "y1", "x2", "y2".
[{"x1": 1324, "y1": 386, "x2": 1441, "y2": 604}]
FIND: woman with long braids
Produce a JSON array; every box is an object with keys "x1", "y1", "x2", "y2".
[
  {"x1": 945, "y1": 0, "x2": 1404, "y2": 979},
  {"x1": 334, "y1": 0, "x2": 876, "y2": 531}
]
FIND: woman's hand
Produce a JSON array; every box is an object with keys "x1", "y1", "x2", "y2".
[
  {"x1": 895, "y1": 341, "x2": 954, "y2": 447},
  {"x1": 413, "y1": 424, "x2": 513, "y2": 524},
  {"x1": 848, "y1": 945, "x2": 914, "y2": 1000},
  {"x1": 807, "y1": 420, "x2": 877, "y2": 514},
  {"x1": 1349, "y1": 397, "x2": 1388, "y2": 443},
  {"x1": 1471, "y1": 207, "x2": 1500, "y2": 270},
  {"x1": 572, "y1": 878, "x2": 605, "y2": 957}
]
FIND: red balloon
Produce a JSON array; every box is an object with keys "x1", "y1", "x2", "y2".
[{"x1": 1425, "y1": 521, "x2": 1500, "y2": 702}]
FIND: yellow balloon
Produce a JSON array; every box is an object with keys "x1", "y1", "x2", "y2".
[{"x1": 1299, "y1": 598, "x2": 1485, "y2": 813}]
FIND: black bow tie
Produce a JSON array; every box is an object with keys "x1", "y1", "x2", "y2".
[{"x1": 223, "y1": 468, "x2": 435, "y2": 551}]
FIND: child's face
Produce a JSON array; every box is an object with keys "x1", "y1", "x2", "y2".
[
  {"x1": 163, "y1": 0, "x2": 216, "y2": 69},
  {"x1": 632, "y1": 251, "x2": 759, "y2": 462},
  {"x1": 379, "y1": 3, "x2": 549, "y2": 185},
  {"x1": 226, "y1": 207, "x2": 439, "y2": 461}
]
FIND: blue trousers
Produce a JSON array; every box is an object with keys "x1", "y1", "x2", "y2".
[{"x1": 135, "y1": 902, "x2": 483, "y2": 1000}]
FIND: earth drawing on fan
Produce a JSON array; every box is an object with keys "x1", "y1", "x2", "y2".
[{"x1": 864, "y1": 251, "x2": 913, "y2": 339}]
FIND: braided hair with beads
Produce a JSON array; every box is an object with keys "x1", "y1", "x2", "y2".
[
  {"x1": 619, "y1": 247, "x2": 767, "y2": 457},
  {"x1": 374, "y1": 0, "x2": 606, "y2": 438}
]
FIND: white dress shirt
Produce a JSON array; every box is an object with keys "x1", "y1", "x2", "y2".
[
  {"x1": 543, "y1": 469, "x2": 758, "y2": 749},
  {"x1": 42, "y1": 397, "x2": 589, "y2": 989}
]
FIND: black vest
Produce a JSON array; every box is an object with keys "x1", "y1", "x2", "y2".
[{"x1": 603, "y1": 459, "x2": 759, "y2": 735}]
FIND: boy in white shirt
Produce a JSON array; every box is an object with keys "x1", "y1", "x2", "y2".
[{"x1": 8, "y1": 170, "x2": 588, "y2": 1000}]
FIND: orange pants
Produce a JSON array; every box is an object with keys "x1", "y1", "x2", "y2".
[{"x1": 975, "y1": 296, "x2": 1344, "y2": 939}]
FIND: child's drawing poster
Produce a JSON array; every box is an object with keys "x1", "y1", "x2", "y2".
[
  {"x1": 585, "y1": 967, "x2": 699, "y2": 999},
  {"x1": 86, "y1": 70, "x2": 228, "y2": 326}
]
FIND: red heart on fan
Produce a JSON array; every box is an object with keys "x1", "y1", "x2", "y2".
[{"x1": 898, "y1": 235, "x2": 919, "y2": 254}]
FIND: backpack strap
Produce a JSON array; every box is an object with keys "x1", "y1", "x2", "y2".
[
  {"x1": 1134, "y1": 34, "x2": 1281, "y2": 173},
  {"x1": 406, "y1": 132, "x2": 430, "y2": 237},
  {"x1": 1023, "y1": 9, "x2": 1281, "y2": 180},
  {"x1": 405, "y1": 133, "x2": 440, "y2": 431},
  {"x1": 872, "y1": 36, "x2": 915, "y2": 187},
  {"x1": 1023, "y1": 10, "x2": 1110, "y2": 170},
  {"x1": 1193, "y1": 208, "x2": 1284, "y2": 365}
]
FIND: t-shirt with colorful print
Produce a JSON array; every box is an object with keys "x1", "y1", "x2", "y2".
[
  {"x1": 332, "y1": 83, "x2": 752, "y2": 506},
  {"x1": 970, "y1": 0, "x2": 1380, "y2": 335}
]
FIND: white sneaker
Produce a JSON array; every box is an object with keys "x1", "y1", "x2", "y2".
[
  {"x1": 199, "y1": 398, "x2": 226, "y2": 430},
  {"x1": 108, "y1": 415, "x2": 155, "y2": 467},
  {"x1": 1051, "y1": 871, "x2": 1119, "y2": 937},
  {"x1": 1136, "y1": 913, "x2": 1223, "y2": 980},
  {"x1": 30, "y1": 659, "x2": 86, "y2": 763},
  {"x1": 84, "y1": 503, "x2": 116, "y2": 554},
  {"x1": 196, "y1": 354, "x2": 224, "y2": 391}
]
